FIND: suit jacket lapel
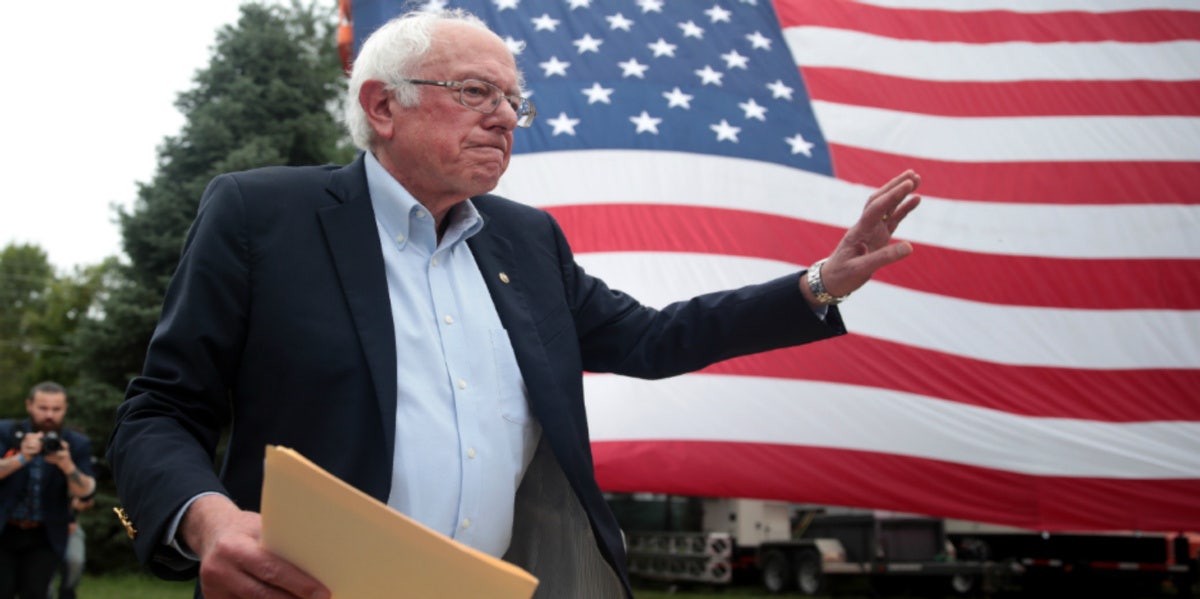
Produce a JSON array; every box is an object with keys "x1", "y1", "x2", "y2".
[{"x1": 318, "y1": 156, "x2": 398, "y2": 455}]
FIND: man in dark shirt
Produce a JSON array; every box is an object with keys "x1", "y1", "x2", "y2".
[{"x1": 0, "y1": 382, "x2": 95, "y2": 599}]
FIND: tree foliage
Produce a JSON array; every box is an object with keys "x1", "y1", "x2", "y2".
[
  {"x1": 0, "y1": 244, "x2": 114, "y2": 413},
  {"x1": 0, "y1": 243, "x2": 56, "y2": 412},
  {"x1": 75, "y1": 0, "x2": 350, "y2": 414}
]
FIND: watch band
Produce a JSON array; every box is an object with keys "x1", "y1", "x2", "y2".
[{"x1": 807, "y1": 258, "x2": 850, "y2": 305}]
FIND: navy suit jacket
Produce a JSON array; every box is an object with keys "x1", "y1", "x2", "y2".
[
  {"x1": 108, "y1": 154, "x2": 845, "y2": 595},
  {"x1": 0, "y1": 420, "x2": 94, "y2": 558}
]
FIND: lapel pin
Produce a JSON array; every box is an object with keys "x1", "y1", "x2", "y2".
[{"x1": 499, "y1": 272, "x2": 510, "y2": 284}]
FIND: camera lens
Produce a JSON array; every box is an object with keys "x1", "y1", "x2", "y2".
[{"x1": 41, "y1": 432, "x2": 62, "y2": 454}]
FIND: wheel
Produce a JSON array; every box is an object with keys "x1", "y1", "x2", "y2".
[
  {"x1": 796, "y1": 551, "x2": 826, "y2": 596},
  {"x1": 950, "y1": 573, "x2": 976, "y2": 595},
  {"x1": 760, "y1": 549, "x2": 793, "y2": 594}
]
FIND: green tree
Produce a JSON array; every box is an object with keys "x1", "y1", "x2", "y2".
[
  {"x1": 0, "y1": 244, "x2": 108, "y2": 417},
  {"x1": 0, "y1": 243, "x2": 55, "y2": 413},
  {"x1": 70, "y1": 0, "x2": 352, "y2": 573}
]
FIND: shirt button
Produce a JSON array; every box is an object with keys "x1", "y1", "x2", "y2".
[
  {"x1": 395, "y1": 233, "x2": 405, "y2": 243},
  {"x1": 461, "y1": 518, "x2": 471, "y2": 530},
  {"x1": 457, "y1": 379, "x2": 468, "y2": 390},
  {"x1": 467, "y1": 448, "x2": 477, "y2": 459},
  {"x1": 416, "y1": 210, "x2": 427, "y2": 219},
  {"x1": 431, "y1": 257, "x2": 439, "y2": 267},
  {"x1": 444, "y1": 315, "x2": 454, "y2": 325}
]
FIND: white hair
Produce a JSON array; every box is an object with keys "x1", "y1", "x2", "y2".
[{"x1": 342, "y1": 9, "x2": 511, "y2": 150}]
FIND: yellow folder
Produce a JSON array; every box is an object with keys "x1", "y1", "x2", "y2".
[{"x1": 260, "y1": 445, "x2": 539, "y2": 599}]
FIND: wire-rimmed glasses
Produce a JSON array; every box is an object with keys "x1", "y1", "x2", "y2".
[{"x1": 402, "y1": 78, "x2": 537, "y2": 128}]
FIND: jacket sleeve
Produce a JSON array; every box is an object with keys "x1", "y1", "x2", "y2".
[
  {"x1": 106, "y1": 174, "x2": 250, "y2": 580},
  {"x1": 544, "y1": 212, "x2": 847, "y2": 378}
]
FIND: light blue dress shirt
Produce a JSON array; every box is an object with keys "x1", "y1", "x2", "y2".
[{"x1": 364, "y1": 152, "x2": 541, "y2": 557}]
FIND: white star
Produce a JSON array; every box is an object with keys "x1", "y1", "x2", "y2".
[
  {"x1": 573, "y1": 34, "x2": 603, "y2": 54},
  {"x1": 606, "y1": 13, "x2": 634, "y2": 31},
  {"x1": 548, "y1": 112, "x2": 581, "y2": 136},
  {"x1": 766, "y1": 79, "x2": 794, "y2": 100},
  {"x1": 746, "y1": 31, "x2": 772, "y2": 50},
  {"x1": 567, "y1": 0, "x2": 591, "y2": 8},
  {"x1": 420, "y1": 0, "x2": 448, "y2": 12},
  {"x1": 786, "y1": 133, "x2": 815, "y2": 157},
  {"x1": 662, "y1": 87, "x2": 693, "y2": 109},
  {"x1": 618, "y1": 58, "x2": 649, "y2": 78},
  {"x1": 540, "y1": 56, "x2": 570, "y2": 77},
  {"x1": 739, "y1": 0, "x2": 757, "y2": 4},
  {"x1": 738, "y1": 98, "x2": 767, "y2": 121},
  {"x1": 721, "y1": 50, "x2": 749, "y2": 70},
  {"x1": 678, "y1": 20, "x2": 705, "y2": 39},
  {"x1": 647, "y1": 38, "x2": 677, "y2": 58},
  {"x1": 531, "y1": 14, "x2": 560, "y2": 32},
  {"x1": 637, "y1": 0, "x2": 664, "y2": 13},
  {"x1": 705, "y1": 5, "x2": 732, "y2": 23},
  {"x1": 582, "y1": 82, "x2": 614, "y2": 104},
  {"x1": 503, "y1": 36, "x2": 525, "y2": 55},
  {"x1": 494, "y1": 0, "x2": 519, "y2": 9},
  {"x1": 630, "y1": 111, "x2": 662, "y2": 134},
  {"x1": 694, "y1": 65, "x2": 724, "y2": 86},
  {"x1": 710, "y1": 119, "x2": 741, "y2": 142}
]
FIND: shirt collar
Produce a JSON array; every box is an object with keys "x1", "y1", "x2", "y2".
[{"x1": 363, "y1": 151, "x2": 484, "y2": 250}]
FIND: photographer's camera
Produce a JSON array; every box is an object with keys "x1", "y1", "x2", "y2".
[{"x1": 12, "y1": 430, "x2": 63, "y2": 454}]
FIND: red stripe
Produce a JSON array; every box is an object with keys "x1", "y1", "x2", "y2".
[
  {"x1": 696, "y1": 337, "x2": 1200, "y2": 422},
  {"x1": 547, "y1": 204, "x2": 1200, "y2": 311},
  {"x1": 581, "y1": 338, "x2": 1200, "y2": 422},
  {"x1": 774, "y1": 0, "x2": 1200, "y2": 43},
  {"x1": 802, "y1": 67, "x2": 1200, "y2": 117},
  {"x1": 593, "y1": 440, "x2": 1200, "y2": 531},
  {"x1": 828, "y1": 144, "x2": 1200, "y2": 207}
]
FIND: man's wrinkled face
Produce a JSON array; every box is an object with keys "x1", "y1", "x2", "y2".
[
  {"x1": 27, "y1": 391, "x2": 66, "y2": 432},
  {"x1": 380, "y1": 22, "x2": 519, "y2": 201}
]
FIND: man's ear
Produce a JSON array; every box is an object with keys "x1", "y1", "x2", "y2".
[{"x1": 360, "y1": 79, "x2": 397, "y2": 140}]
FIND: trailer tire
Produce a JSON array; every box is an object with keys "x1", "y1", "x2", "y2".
[
  {"x1": 760, "y1": 549, "x2": 793, "y2": 594},
  {"x1": 950, "y1": 573, "x2": 976, "y2": 596},
  {"x1": 796, "y1": 551, "x2": 826, "y2": 596}
]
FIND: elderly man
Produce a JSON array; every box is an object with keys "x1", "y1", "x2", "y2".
[{"x1": 108, "y1": 8, "x2": 919, "y2": 599}]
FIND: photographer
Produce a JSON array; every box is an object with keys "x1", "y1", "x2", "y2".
[{"x1": 0, "y1": 382, "x2": 95, "y2": 599}]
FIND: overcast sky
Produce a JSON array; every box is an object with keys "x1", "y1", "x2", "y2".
[{"x1": 1, "y1": 1, "x2": 280, "y2": 271}]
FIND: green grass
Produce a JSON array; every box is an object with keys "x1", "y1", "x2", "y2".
[
  {"x1": 74, "y1": 573, "x2": 195, "y2": 599},
  {"x1": 74, "y1": 573, "x2": 865, "y2": 598},
  {"x1": 76, "y1": 573, "x2": 841, "y2": 598},
  {"x1": 73, "y1": 573, "x2": 1188, "y2": 598}
]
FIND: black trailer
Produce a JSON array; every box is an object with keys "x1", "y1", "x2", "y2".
[
  {"x1": 755, "y1": 512, "x2": 1012, "y2": 596},
  {"x1": 946, "y1": 528, "x2": 1199, "y2": 597},
  {"x1": 619, "y1": 499, "x2": 1013, "y2": 597}
]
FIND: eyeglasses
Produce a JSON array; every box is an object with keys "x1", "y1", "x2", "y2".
[{"x1": 402, "y1": 78, "x2": 537, "y2": 128}]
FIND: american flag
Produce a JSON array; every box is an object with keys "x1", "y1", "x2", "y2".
[{"x1": 350, "y1": 0, "x2": 1200, "y2": 532}]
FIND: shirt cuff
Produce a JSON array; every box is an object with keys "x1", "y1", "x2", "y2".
[{"x1": 162, "y1": 491, "x2": 226, "y2": 562}]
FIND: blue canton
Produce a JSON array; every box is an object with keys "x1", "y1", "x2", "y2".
[{"x1": 395, "y1": 0, "x2": 831, "y2": 173}]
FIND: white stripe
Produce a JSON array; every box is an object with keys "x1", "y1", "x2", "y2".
[
  {"x1": 814, "y1": 102, "x2": 1200, "y2": 162},
  {"x1": 583, "y1": 374, "x2": 1200, "y2": 478},
  {"x1": 782, "y1": 27, "x2": 1200, "y2": 82},
  {"x1": 499, "y1": 151, "x2": 1200, "y2": 259},
  {"x1": 574, "y1": 251, "x2": 1200, "y2": 370},
  {"x1": 851, "y1": 0, "x2": 1200, "y2": 13}
]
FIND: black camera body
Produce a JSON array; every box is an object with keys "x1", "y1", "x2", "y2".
[{"x1": 12, "y1": 430, "x2": 63, "y2": 455}]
